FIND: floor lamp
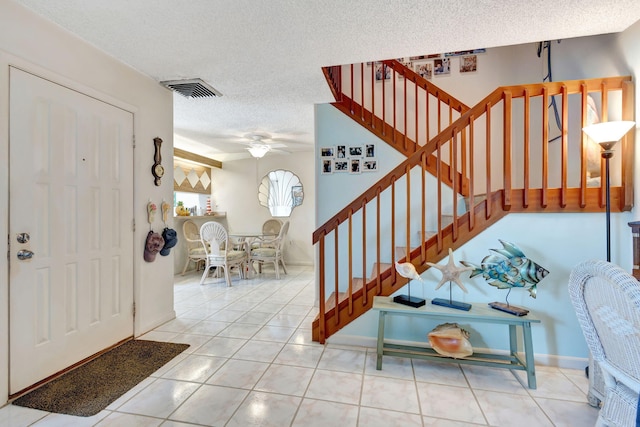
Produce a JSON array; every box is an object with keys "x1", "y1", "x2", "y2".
[{"x1": 582, "y1": 120, "x2": 635, "y2": 262}]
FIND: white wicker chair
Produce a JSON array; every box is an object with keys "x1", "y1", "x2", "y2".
[
  {"x1": 262, "y1": 218, "x2": 283, "y2": 236},
  {"x1": 249, "y1": 220, "x2": 289, "y2": 279},
  {"x1": 568, "y1": 260, "x2": 640, "y2": 427},
  {"x1": 199, "y1": 221, "x2": 248, "y2": 287},
  {"x1": 181, "y1": 220, "x2": 206, "y2": 275}
]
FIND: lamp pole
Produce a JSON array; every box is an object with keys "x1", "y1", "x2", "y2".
[
  {"x1": 602, "y1": 148, "x2": 614, "y2": 262},
  {"x1": 582, "y1": 120, "x2": 635, "y2": 263}
]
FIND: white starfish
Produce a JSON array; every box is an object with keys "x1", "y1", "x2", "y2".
[
  {"x1": 395, "y1": 261, "x2": 423, "y2": 282},
  {"x1": 427, "y1": 248, "x2": 474, "y2": 293}
]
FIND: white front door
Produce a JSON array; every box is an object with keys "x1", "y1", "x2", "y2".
[{"x1": 8, "y1": 67, "x2": 134, "y2": 394}]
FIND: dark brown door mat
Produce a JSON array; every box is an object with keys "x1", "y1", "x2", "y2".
[{"x1": 12, "y1": 340, "x2": 189, "y2": 417}]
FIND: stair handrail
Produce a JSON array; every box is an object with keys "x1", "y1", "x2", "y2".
[
  {"x1": 313, "y1": 75, "x2": 634, "y2": 343},
  {"x1": 314, "y1": 75, "x2": 633, "y2": 244}
]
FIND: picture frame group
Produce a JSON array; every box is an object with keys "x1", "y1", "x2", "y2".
[{"x1": 320, "y1": 143, "x2": 377, "y2": 174}]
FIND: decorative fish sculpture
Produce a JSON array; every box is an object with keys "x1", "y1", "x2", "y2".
[{"x1": 460, "y1": 240, "x2": 548, "y2": 298}]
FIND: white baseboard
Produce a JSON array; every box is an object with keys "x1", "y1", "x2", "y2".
[
  {"x1": 326, "y1": 334, "x2": 588, "y2": 370},
  {"x1": 135, "y1": 310, "x2": 176, "y2": 338}
]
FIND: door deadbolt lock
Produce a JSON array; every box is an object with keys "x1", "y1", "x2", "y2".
[
  {"x1": 17, "y1": 233, "x2": 30, "y2": 244},
  {"x1": 17, "y1": 249, "x2": 35, "y2": 260}
]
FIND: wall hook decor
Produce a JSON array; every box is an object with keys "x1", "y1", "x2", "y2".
[
  {"x1": 147, "y1": 200, "x2": 157, "y2": 228},
  {"x1": 152, "y1": 137, "x2": 164, "y2": 186}
]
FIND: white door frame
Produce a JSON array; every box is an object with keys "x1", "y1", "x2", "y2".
[{"x1": 0, "y1": 52, "x2": 140, "y2": 403}]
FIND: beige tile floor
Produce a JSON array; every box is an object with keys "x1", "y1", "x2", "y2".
[{"x1": 0, "y1": 265, "x2": 600, "y2": 426}]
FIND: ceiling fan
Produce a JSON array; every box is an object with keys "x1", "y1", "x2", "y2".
[{"x1": 232, "y1": 133, "x2": 306, "y2": 158}]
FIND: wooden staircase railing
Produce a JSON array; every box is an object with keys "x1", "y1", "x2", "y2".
[
  {"x1": 323, "y1": 60, "x2": 471, "y2": 195},
  {"x1": 312, "y1": 70, "x2": 634, "y2": 343}
]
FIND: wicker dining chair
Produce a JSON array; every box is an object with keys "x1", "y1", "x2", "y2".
[
  {"x1": 249, "y1": 220, "x2": 289, "y2": 279},
  {"x1": 199, "y1": 221, "x2": 248, "y2": 287},
  {"x1": 568, "y1": 260, "x2": 640, "y2": 427},
  {"x1": 181, "y1": 220, "x2": 206, "y2": 275}
]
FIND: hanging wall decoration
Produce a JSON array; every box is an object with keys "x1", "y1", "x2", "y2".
[
  {"x1": 152, "y1": 137, "x2": 164, "y2": 186},
  {"x1": 173, "y1": 159, "x2": 211, "y2": 194}
]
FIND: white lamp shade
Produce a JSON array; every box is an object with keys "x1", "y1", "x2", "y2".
[
  {"x1": 247, "y1": 144, "x2": 270, "y2": 158},
  {"x1": 582, "y1": 121, "x2": 635, "y2": 144}
]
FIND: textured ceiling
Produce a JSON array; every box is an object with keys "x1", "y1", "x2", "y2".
[{"x1": 12, "y1": 0, "x2": 640, "y2": 160}]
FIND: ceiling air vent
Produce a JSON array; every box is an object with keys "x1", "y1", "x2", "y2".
[{"x1": 160, "y1": 78, "x2": 222, "y2": 98}]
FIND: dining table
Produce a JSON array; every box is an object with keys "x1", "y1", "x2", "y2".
[{"x1": 228, "y1": 231, "x2": 278, "y2": 277}]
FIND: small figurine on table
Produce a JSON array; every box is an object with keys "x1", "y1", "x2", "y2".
[
  {"x1": 427, "y1": 248, "x2": 474, "y2": 311},
  {"x1": 461, "y1": 240, "x2": 549, "y2": 316},
  {"x1": 394, "y1": 261, "x2": 426, "y2": 307}
]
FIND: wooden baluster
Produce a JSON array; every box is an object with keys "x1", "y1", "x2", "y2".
[
  {"x1": 362, "y1": 199, "x2": 367, "y2": 306},
  {"x1": 560, "y1": 84, "x2": 568, "y2": 207},
  {"x1": 421, "y1": 153, "x2": 427, "y2": 263},
  {"x1": 579, "y1": 84, "x2": 588, "y2": 208},
  {"x1": 485, "y1": 102, "x2": 492, "y2": 218},
  {"x1": 452, "y1": 130, "x2": 459, "y2": 242},
  {"x1": 334, "y1": 226, "x2": 339, "y2": 326},
  {"x1": 347, "y1": 212, "x2": 353, "y2": 316},
  {"x1": 436, "y1": 142, "x2": 443, "y2": 252},
  {"x1": 382, "y1": 64, "x2": 386, "y2": 137},
  {"x1": 449, "y1": 105, "x2": 454, "y2": 183},
  {"x1": 349, "y1": 64, "x2": 354, "y2": 115},
  {"x1": 622, "y1": 80, "x2": 635, "y2": 210},
  {"x1": 461, "y1": 121, "x2": 468, "y2": 196},
  {"x1": 391, "y1": 178, "x2": 396, "y2": 265},
  {"x1": 437, "y1": 92, "x2": 442, "y2": 135},
  {"x1": 426, "y1": 86, "x2": 430, "y2": 145},
  {"x1": 403, "y1": 74, "x2": 408, "y2": 151},
  {"x1": 415, "y1": 80, "x2": 419, "y2": 149},
  {"x1": 600, "y1": 81, "x2": 608, "y2": 208},
  {"x1": 523, "y1": 89, "x2": 530, "y2": 208},
  {"x1": 503, "y1": 90, "x2": 512, "y2": 210},
  {"x1": 406, "y1": 164, "x2": 411, "y2": 261},
  {"x1": 541, "y1": 88, "x2": 549, "y2": 208},
  {"x1": 468, "y1": 117, "x2": 476, "y2": 231},
  {"x1": 371, "y1": 62, "x2": 375, "y2": 128},
  {"x1": 376, "y1": 188, "x2": 382, "y2": 294},
  {"x1": 318, "y1": 234, "x2": 326, "y2": 343},
  {"x1": 360, "y1": 63, "x2": 364, "y2": 122},
  {"x1": 392, "y1": 66, "x2": 397, "y2": 144}
]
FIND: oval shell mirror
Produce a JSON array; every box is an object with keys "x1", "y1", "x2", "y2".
[{"x1": 258, "y1": 169, "x2": 303, "y2": 217}]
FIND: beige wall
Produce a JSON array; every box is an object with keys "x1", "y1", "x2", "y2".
[
  {"x1": 0, "y1": 1, "x2": 175, "y2": 404},
  {"x1": 212, "y1": 152, "x2": 315, "y2": 267}
]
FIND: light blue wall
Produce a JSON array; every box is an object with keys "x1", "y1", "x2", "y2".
[{"x1": 315, "y1": 28, "x2": 639, "y2": 363}]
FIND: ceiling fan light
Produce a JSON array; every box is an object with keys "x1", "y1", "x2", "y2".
[{"x1": 248, "y1": 144, "x2": 270, "y2": 158}]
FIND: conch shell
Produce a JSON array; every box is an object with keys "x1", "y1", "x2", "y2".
[{"x1": 427, "y1": 322, "x2": 473, "y2": 359}]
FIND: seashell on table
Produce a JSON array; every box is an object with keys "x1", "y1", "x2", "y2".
[{"x1": 427, "y1": 322, "x2": 473, "y2": 359}]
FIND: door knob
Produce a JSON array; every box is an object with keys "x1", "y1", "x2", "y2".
[{"x1": 17, "y1": 249, "x2": 35, "y2": 260}]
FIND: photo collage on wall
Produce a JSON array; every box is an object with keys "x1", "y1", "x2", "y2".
[
  {"x1": 320, "y1": 143, "x2": 377, "y2": 175},
  {"x1": 405, "y1": 48, "x2": 484, "y2": 79}
]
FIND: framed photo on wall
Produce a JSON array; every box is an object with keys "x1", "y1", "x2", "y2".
[
  {"x1": 414, "y1": 62, "x2": 432, "y2": 79},
  {"x1": 321, "y1": 146, "x2": 335, "y2": 158},
  {"x1": 365, "y1": 143, "x2": 376, "y2": 158},
  {"x1": 349, "y1": 158, "x2": 362, "y2": 174},
  {"x1": 434, "y1": 58, "x2": 450, "y2": 76},
  {"x1": 363, "y1": 159, "x2": 378, "y2": 172},
  {"x1": 460, "y1": 55, "x2": 477, "y2": 73},
  {"x1": 349, "y1": 145, "x2": 363, "y2": 157},
  {"x1": 336, "y1": 145, "x2": 347, "y2": 159},
  {"x1": 334, "y1": 159, "x2": 348, "y2": 172},
  {"x1": 321, "y1": 159, "x2": 333, "y2": 174}
]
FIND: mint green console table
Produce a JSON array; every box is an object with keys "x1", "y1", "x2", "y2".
[{"x1": 373, "y1": 296, "x2": 541, "y2": 389}]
